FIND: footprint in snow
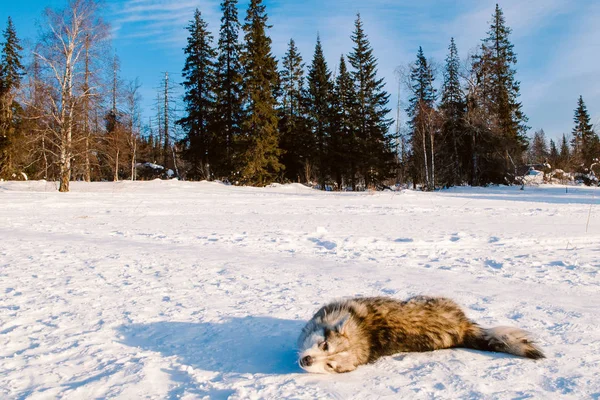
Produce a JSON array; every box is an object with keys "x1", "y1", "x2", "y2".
[
  {"x1": 549, "y1": 260, "x2": 577, "y2": 270},
  {"x1": 309, "y1": 237, "x2": 337, "y2": 250},
  {"x1": 485, "y1": 259, "x2": 503, "y2": 269}
]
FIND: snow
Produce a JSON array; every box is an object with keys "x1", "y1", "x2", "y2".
[
  {"x1": 136, "y1": 162, "x2": 165, "y2": 171},
  {"x1": 1, "y1": 181, "x2": 599, "y2": 399}
]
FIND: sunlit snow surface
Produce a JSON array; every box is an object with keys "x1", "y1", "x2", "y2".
[{"x1": 1, "y1": 180, "x2": 599, "y2": 399}]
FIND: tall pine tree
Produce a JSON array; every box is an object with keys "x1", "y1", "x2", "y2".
[
  {"x1": 440, "y1": 38, "x2": 467, "y2": 186},
  {"x1": 548, "y1": 139, "x2": 558, "y2": 169},
  {"x1": 239, "y1": 0, "x2": 282, "y2": 185},
  {"x1": 0, "y1": 17, "x2": 23, "y2": 97},
  {"x1": 571, "y1": 95, "x2": 598, "y2": 167},
  {"x1": 528, "y1": 129, "x2": 549, "y2": 164},
  {"x1": 279, "y1": 38, "x2": 311, "y2": 183},
  {"x1": 474, "y1": 4, "x2": 528, "y2": 182},
  {"x1": 407, "y1": 46, "x2": 437, "y2": 190},
  {"x1": 307, "y1": 36, "x2": 333, "y2": 189},
  {"x1": 347, "y1": 14, "x2": 393, "y2": 188},
  {"x1": 330, "y1": 54, "x2": 357, "y2": 189},
  {"x1": 214, "y1": 0, "x2": 243, "y2": 179},
  {"x1": 178, "y1": 9, "x2": 217, "y2": 180},
  {"x1": 280, "y1": 39, "x2": 304, "y2": 120},
  {"x1": 0, "y1": 17, "x2": 24, "y2": 179},
  {"x1": 559, "y1": 133, "x2": 571, "y2": 170}
]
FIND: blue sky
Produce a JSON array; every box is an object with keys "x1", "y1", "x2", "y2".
[{"x1": 2, "y1": 0, "x2": 599, "y2": 143}]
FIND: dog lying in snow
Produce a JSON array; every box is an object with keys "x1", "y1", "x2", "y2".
[{"x1": 298, "y1": 296, "x2": 544, "y2": 374}]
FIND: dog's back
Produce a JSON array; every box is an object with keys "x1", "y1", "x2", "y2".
[{"x1": 338, "y1": 296, "x2": 480, "y2": 360}]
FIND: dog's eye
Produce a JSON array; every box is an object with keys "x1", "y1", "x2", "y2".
[
  {"x1": 322, "y1": 342, "x2": 329, "y2": 351},
  {"x1": 326, "y1": 363, "x2": 333, "y2": 370}
]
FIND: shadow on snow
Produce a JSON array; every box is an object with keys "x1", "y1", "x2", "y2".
[{"x1": 117, "y1": 316, "x2": 305, "y2": 375}]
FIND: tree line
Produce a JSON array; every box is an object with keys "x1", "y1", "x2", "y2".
[
  {"x1": 402, "y1": 5, "x2": 599, "y2": 189},
  {"x1": 526, "y1": 96, "x2": 600, "y2": 179},
  {"x1": 178, "y1": 0, "x2": 394, "y2": 189},
  {"x1": 0, "y1": 1, "x2": 598, "y2": 191}
]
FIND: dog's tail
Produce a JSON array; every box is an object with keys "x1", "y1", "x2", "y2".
[{"x1": 463, "y1": 326, "x2": 545, "y2": 359}]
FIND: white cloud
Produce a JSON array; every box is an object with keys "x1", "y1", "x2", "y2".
[{"x1": 111, "y1": 0, "x2": 221, "y2": 46}]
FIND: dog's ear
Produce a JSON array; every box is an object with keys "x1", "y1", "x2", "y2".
[{"x1": 334, "y1": 315, "x2": 350, "y2": 335}]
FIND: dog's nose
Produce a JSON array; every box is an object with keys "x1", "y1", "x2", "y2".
[{"x1": 300, "y1": 355, "x2": 313, "y2": 367}]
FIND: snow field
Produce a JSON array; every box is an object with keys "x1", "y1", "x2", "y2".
[{"x1": 1, "y1": 181, "x2": 599, "y2": 399}]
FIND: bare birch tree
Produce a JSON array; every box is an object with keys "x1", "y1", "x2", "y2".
[
  {"x1": 34, "y1": 0, "x2": 108, "y2": 192},
  {"x1": 124, "y1": 79, "x2": 141, "y2": 180}
]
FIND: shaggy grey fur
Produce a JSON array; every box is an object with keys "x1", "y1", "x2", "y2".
[{"x1": 297, "y1": 296, "x2": 545, "y2": 373}]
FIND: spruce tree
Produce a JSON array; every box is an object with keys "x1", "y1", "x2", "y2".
[
  {"x1": 549, "y1": 139, "x2": 558, "y2": 169},
  {"x1": 475, "y1": 4, "x2": 528, "y2": 180},
  {"x1": 571, "y1": 95, "x2": 597, "y2": 167},
  {"x1": 239, "y1": 0, "x2": 283, "y2": 186},
  {"x1": 0, "y1": 17, "x2": 23, "y2": 96},
  {"x1": 0, "y1": 17, "x2": 24, "y2": 178},
  {"x1": 407, "y1": 46, "x2": 437, "y2": 189},
  {"x1": 178, "y1": 9, "x2": 217, "y2": 180},
  {"x1": 331, "y1": 54, "x2": 357, "y2": 189},
  {"x1": 280, "y1": 39, "x2": 304, "y2": 121},
  {"x1": 279, "y1": 38, "x2": 311, "y2": 183},
  {"x1": 347, "y1": 14, "x2": 393, "y2": 188},
  {"x1": 440, "y1": 38, "x2": 467, "y2": 186},
  {"x1": 214, "y1": 0, "x2": 243, "y2": 179},
  {"x1": 528, "y1": 129, "x2": 549, "y2": 164},
  {"x1": 409, "y1": 47, "x2": 436, "y2": 108},
  {"x1": 559, "y1": 133, "x2": 571, "y2": 170},
  {"x1": 307, "y1": 36, "x2": 333, "y2": 189}
]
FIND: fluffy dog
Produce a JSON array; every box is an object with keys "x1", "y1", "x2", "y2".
[{"x1": 297, "y1": 296, "x2": 544, "y2": 373}]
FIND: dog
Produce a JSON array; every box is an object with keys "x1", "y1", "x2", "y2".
[{"x1": 297, "y1": 296, "x2": 545, "y2": 373}]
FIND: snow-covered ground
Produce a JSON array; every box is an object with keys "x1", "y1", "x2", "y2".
[{"x1": 1, "y1": 181, "x2": 599, "y2": 399}]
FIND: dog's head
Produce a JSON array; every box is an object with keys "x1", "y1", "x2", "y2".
[{"x1": 297, "y1": 316, "x2": 360, "y2": 374}]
